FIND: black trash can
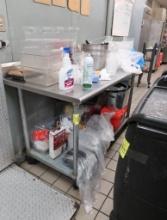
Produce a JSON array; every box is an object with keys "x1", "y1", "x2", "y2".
[
  {"x1": 111, "y1": 78, "x2": 167, "y2": 220},
  {"x1": 107, "y1": 83, "x2": 130, "y2": 109}
]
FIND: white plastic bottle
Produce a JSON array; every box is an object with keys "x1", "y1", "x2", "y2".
[
  {"x1": 59, "y1": 53, "x2": 74, "y2": 91},
  {"x1": 82, "y1": 54, "x2": 94, "y2": 90}
]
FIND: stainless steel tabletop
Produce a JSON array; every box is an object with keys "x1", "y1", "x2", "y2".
[{"x1": 4, "y1": 71, "x2": 133, "y2": 104}]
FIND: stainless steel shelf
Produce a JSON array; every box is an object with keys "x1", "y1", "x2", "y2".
[
  {"x1": 4, "y1": 71, "x2": 132, "y2": 104},
  {"x1": 28, "y1": 149, "x2": 75, "y2": 180},
  {"x1": 4, "y1": 70, "x2": 134, "y2": 182}
]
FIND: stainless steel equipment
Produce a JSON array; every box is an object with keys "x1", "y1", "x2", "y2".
[
  {"x1": 4, "y1": 70, "x2": 135, "y2": 183},
  {"x1": 82, "y1": 43, "x2": 108, "y2": 70}
]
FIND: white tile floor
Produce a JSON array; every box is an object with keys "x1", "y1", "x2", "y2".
[{"x1": 20, "y1": 65, "x2": 167, "y2": 220}]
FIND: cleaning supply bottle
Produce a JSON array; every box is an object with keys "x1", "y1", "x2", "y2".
[
  {"x1": 59, "y1": 51, "x2": 74, "y2": 91},
  {"x1": 82, "y1": 54, "x2": 94, "y2": 90}
]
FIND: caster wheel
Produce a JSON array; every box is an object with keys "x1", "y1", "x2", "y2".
[
  {"x1": 26, "y1": 156, "x2": 38, "y2": 165},
  {"x1": 110, "y1": 211, "x2": 117, "y2": 220},
  {"x1": 73, "y1": 181, "x2": 79, "y2": 190}
]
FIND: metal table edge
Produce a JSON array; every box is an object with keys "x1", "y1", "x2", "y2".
[{"x1": 4, "y1": 72, "x2": 133, "y2": 104}]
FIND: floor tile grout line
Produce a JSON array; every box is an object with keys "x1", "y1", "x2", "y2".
[
  {"x1": 102, "y1": 178, "x2": 114, "y2": 184},
  {"x1": 107, "y1": 185, "x2": 114, "y2": 198},
  {"x1": 105, "y1": 158, "x2": 112, "y2": 168},
  {"x1": 39, "y1": 168, "x2": 49, "y2": 178},
  {"x1": 106, "y1": 167, "x2": 116, "y2": 172},
  {"x1": 51, "y1": 174, "x2": 62, "y2": 186},
  {"x1": 95, "y1": 211, "x2": 110, "y2": 220},
  {"x1": 100, "y1": 210, "x2": 110, "y2": 217},
  {"x1": 98, "y1": 196, "x2": 110, "y2": 217}
]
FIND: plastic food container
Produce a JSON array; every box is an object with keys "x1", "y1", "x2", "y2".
[
  {"x1": 22, "y1": 49, "x2": 62, "y2": 86},
  {"x1": 32, "y1": 128, "x2": 49, "y2": 153},
  {"x1": 21, "y1": 38, "x2": 73, "y2": 86}
]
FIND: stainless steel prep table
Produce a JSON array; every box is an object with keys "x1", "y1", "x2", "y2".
[{"x1": 4, "y1": 71, "x2": 135, "y2": 182}]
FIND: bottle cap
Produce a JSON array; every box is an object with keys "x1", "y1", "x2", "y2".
[{"x1": 63, "y1": 47, "x2": 71, "y2": 54}]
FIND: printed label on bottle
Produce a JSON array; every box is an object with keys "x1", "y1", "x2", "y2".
[
  {"x1": 83, "y1": 66, "x2": 92, "y2": 84},
  {"x1": 65, "y1": 78, "x2": 74, "y2": 87},
  {"x1": 64, "y1": 68, "x2": 74, "y2": 88}
]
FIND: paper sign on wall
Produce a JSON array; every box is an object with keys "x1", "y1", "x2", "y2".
[
  {"x1": 0, "y1": 16, "x2": 5, "y2": 32},
  {"x1": 112, "y1": 0, "x2": 134, "y2": 36},
  {"x1": 68, "y1": 0, "x2": 80, "y2": 13},
  {"x1": 52, "y1": 0, "x2": 66, "y2": 7},
  {"x1": 81, "y1": 0, "x2": 90, "y2": 16},
  {"x1": 34, "y1": 0, "x2": 51, "y2": 5},
  {"x1": 33, "y1": 0, "x2": 90, "y2": 16}
]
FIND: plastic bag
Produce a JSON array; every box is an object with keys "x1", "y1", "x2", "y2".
[
  {"x1": 86, "y1": 115, "x2": 115, "y2": 151},
  {"x1": 118, "y1": 49, "x2": 144, "y2": 73},
  {"x1": 106, "y1": 44, "x2": 119, "y2": 76},
  {"x1": 66, "y1": 115, "x2": 114, "y2": 213},
  {"x1": 101, "y1": 106, "x2": 127, "y2": 131},
  {"x1": 77, "y1": 148, "x2": 101, "y2": 213},
  {"x1": 79, "y1": 129, "x2": 105, "y2": 171}
]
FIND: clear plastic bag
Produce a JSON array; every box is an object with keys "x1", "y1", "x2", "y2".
[
  {"x1": 77, "y1": 147, "x2": 102, "y2": 213},
  {"x1": 118, "y1": 49, "x2": 144, "y2": 74},
  {"x1": 79, "y1": 129, "x2": 105, "y2": 171},
  {"x1": 66, "y1": 115, "x2": 114, "y2": 213},
  {"x1": 86, "y1": 115, "x2": 115, "y2": 152}
]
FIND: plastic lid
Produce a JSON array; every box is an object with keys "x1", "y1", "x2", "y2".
[
  {"x1": 140, "y1": 88, "x2": 167, "y2": 119},
  {"x1": 63, "y1": 47, "x2": 71, "y2": 54}
]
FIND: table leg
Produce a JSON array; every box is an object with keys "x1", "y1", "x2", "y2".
[
  {"x1": 127, "y1": 74, "x2": 135, "y2": 117},
  {"x1": 72, "y1": 104, "x2": 80, "y2": 179},
  {"x1": 18, "y1": 89, "x2": 31, "y2": 152}
]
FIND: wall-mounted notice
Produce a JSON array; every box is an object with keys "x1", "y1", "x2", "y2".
[
  {"x1": 0, "y1": 16, "x2": 5, "y2": 32},
  {"x1": 52, "y1": 0, "x2": 66, "y2": 7},
  {"x1": 112, "y1": 0, "x2": 134, "y2": 36},
  {"x1": 34, "y1": 0, "x2": 51, "y2": 5},
  {"x1": 81, "y1": 0, "x2": 90, "y2": 16},
  {"x1": 68, "y1": 0, "x2": 80, "y2": 13}
]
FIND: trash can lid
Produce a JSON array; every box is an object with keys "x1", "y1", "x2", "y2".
[
  {"x1": 107, "y1": 83, "x2": 128, "y2": 93},
  {"x1": 140, "y1": 88, "x2": 167, "y2": 121},
  {"x1": 130, "y1": 87, "x2": 167, "y2": 131}
]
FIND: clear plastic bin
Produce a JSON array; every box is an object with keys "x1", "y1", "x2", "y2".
[
  {"x1": 21, "y1": 26, "x2": 79, "y2": 86},
  {"x1": 21, "y1": 49, "x2": 62, "y2": 68},
  {"x1": 22, "y1": 49, "x2": 62, "y2": 86},
  {"x1": 22, "y1": 65, "x2": 61, "y2": 87},
  {"x1": 22, "y1": 39, "x2": 74, "y2": 55}
]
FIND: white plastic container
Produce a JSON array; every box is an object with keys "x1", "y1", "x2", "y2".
[{"x1": 58, "y1": 53, "x2": 74, "y2": 91}]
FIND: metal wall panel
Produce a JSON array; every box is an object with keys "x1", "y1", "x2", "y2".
[
  {"x1": 3, "y1": 0, "x2": 107, "y2": 61},
  {"x1": 0, "y1": 68, "x2": 14, "y2": 170},
  {"x1": 0, "y1": 0, "x2": 13, "y2": 63},
  {"x1": 129, "y1": 0, "x2": 146, "y2": 50}
]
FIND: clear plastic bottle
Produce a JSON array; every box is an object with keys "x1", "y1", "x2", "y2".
[
  {"x1": 82, "y1": 54, "x2": 94, "y2": 90},
  {"x1": 58, "y1": 52, "x2": 74, "y2": 91}
]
